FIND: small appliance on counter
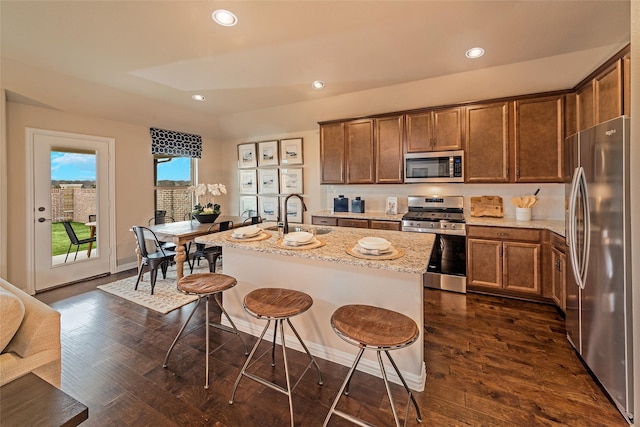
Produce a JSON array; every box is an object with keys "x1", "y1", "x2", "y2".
[
  {"x1": 333, "y1": 195, "x2": 349, "y2": 212},
  {"x1": 351, "y1": 197, "x2": 365, "y2": 213}
]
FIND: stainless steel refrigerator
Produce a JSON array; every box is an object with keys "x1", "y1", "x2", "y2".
[{"x1": 565, "y1": 116, "x2": 634, "y2": 424}]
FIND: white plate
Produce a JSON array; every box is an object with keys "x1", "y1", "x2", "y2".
[
  {"x1": 358, "y1": 237, "x2": 391, "y2": 251},
  {"x1": 284, "y1": 231, "x2": 314, "y2": 244},
  {"x1": 355, "y1": 244, "x2": 394, "y2": 256},
  {"x1": 232, "y1": 225, "x2": 261, "y2": 238},
  {"x1": 284, "y1": 237, "x2": 318, "y2": 247}
]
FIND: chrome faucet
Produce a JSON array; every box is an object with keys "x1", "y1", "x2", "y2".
[{"x1": 283, "y1": 194, "x2": 307, "y2": 234}]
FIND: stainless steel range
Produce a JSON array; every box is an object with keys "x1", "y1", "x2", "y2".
[{"x1": 402, "y1": 196, "x2": 467, "y2": 293}]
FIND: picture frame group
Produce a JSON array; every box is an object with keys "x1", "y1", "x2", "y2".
[
  {"x1": 239, "y1": 195, "x2": 303, "y2": 223},
  {"x1": 238, "y1": 138, "x2": 303, "y2": 168},
  {"x1": 239, "y1": 168, "x2": 304, "y2": 195}
]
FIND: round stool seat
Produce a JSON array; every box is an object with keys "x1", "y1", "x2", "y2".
[
  {"x1": 331, "y1": 304, "x2": 419, "y2": 348},
  {"x1": 177, "y1": 273, "x2": 237, "y2": 295},
  {"x1": 244, "y1": 288, "x2": 313, "y2": 319}
]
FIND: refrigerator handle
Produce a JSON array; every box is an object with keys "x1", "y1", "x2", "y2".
[
  {"x1": 578, "y1": 168, "x2": 591, "y2": 288},
  {"x1": 568, "y1": 167, "x2": 583, "y2": 288}
]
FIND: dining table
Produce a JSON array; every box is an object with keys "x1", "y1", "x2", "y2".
[
  {"x1": 84, "y1": 221, "x2": 96, "y2": 258},
  {"x1": 144, "y1": 215, "x2": 243, "y2": 280}
]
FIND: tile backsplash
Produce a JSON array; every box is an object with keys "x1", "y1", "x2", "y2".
[{"x1": 323, "y1": 183, "x2": 565, "y2": 220}]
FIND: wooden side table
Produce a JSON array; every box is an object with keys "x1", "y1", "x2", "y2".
[{"x1": 0, "y1": 373, "x2": 88, "y2": 427}]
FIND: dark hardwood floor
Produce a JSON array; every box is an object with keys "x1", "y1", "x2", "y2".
[{"x1": 35, "y1": 271, "x2": 627, "y2": 426}]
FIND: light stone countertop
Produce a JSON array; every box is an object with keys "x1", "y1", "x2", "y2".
[
  {"x1": 195, "y1": 223, "x2": 435, "y2": 275},
  {"x1": 311, "y1": 210, "x2": 565, "y2": 237}
]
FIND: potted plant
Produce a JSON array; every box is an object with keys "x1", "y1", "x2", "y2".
[{"x1": 188, "y1": 183, "x2": 226, "y2": 223}]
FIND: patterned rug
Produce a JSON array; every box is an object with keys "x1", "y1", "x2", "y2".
[{"x1": 98, "y1": 267, "x2": 202, "y2": 314}]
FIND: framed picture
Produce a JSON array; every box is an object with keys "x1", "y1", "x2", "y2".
[
  {"x1": 282, "y1": 196, "x2": 303, "y2": 223},
  {"x1": 258, "y1": 169, "x2": 279, "y2": 194},
  {"x1": 386, "y1": 197, "x2": 398, "y2": 215},
  {"x1": 258, "y1": 140, "x2": 279, "y2": 167},
  {"x1": 239, "y1": 196, "x2": 258, "y2": 218},
  {"x1": 280, "y1": 138, "x2": 303, "y2": 165},
  {"x1": 238, "y1": 143, "x2": 257, "y2": 168},
  {"x1": 280, "y1": 168, "x2": 303, "y2": 194},
  {"x1": 239, "y1": 170, "x2": 257, "y2": 194},
  {"x1": 259, "y1": 196, "x2": 279, "y2": 221}
]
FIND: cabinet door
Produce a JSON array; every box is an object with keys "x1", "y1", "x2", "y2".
[
  {"x1": 337, "y1": 218, "x2": 369, "y2": 228},
  {"x1": 467, "y1": 238, "x2": 502, "y2": 289},
  {"x1": 370, "y1": 220, "x2": 401, "y2": 231},
  {"x1": 432, "y1": 107, "x2": 463, "y2": 151},
  {"x1": 623, "y1": 53, "x2": 631, "y2": 116},
  {"x1": 513, "y1": 96, "x2": 563, "y2": 182},
  {"x1": 551, "y1": 247, "x2": 566, "y2": 311},
  {"x1": 345, "y1": 119, "x2": 375, "y2": 184},
  {"x1": 320, "y1": 122, "x2": 345, "y2": 184},
  {"x1": 375, "y1": 115, "x2": 404, "y2": 183},
  {"x1": 503, "y1": 241, "x2": 541, "y2": 295},
  {"x1": 405, "y1": 111, "x2": 433, "y2": 152},
  {"x1": 564, "y1": 93, "x2": 577, "y2": 138},
  {"x1": 577, "y1": 83, "x2": 594, "y2": 131},
  {"x1": 465, "y1": 102, "x2": 509, "y2": 182},
  {"x1": 594, "y1": 60, "x2": 622, "y2": 124}
]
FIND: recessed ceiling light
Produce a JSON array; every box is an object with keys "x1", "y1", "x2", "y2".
[
  {"x1": 192, "y1": 94, "x2": 206, "y2": 101},
  {"x1": 465, "y1": 47, "x2": 485, "y2": 59},
  {"x1": 311, "y1": 80, "x2": 325, "y2": 90},
  {"x1": 212, "y1": 9, "x2": 238, "y2": 26}
]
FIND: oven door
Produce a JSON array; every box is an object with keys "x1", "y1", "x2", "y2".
[{"x1": 425, "y1": 233, "x2": 467, "y2": 293}]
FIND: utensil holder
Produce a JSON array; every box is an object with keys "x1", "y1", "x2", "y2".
[{"x1": 515, "y1": 207, "x2": 532, "y2": 221}]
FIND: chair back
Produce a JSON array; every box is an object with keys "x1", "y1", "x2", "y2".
[
  {"x1": 149, "y1": 214, "x2": 175, "y2": 225},
  {"x1": 219, "y1": 220, "x2": 234, "y2": 231},
  {"x1": 88, "y1": 214, "x2": 96, "y2": 222},
  {"x1": 132, "y1": 226, "x2": 167, "y2": 258},
  {"x1": 62, "y1": 222, "x2": 80, "y2": 245}
]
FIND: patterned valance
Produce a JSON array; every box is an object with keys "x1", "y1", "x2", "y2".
[{"x1": 150, "y1": 127, "x2": 202, "y2": 158}]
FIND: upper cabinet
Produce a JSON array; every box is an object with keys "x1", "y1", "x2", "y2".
[
  {"x1": 623, "y1": 53, "x2": 631, "y2": 116},
  {"x1": 594, "y1": 60, "x2": 623, "y2": 124},
  {"x1": 512, "y1": 95, "x2": 563, "y2": 183},
  {"x1": 576, "y1": 82, "x2": 594, "y2": 131},
  {"x1": 319, "y1": 122, "x2": 345, "y2": 184},
  {"x1": 406, "y1": 107, "x2": 463, "y2": 152},
  {"x1": 465, "y1": 102, "x2": 510, "y2": 183},
  {"x1": 375, "y1": 115, "x2": 404, "y2": 184},
  {"x1": 320, "y1": 116, "x2": 403, "y2": 185}
]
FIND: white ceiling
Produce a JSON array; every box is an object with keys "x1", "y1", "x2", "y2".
[{"x1": 0, "y1": 1, "x2": 631, "y2": 140}]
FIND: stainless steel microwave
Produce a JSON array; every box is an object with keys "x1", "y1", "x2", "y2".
[{"x1": 404, "y1": 150, "x2": 464, "y2": 183}]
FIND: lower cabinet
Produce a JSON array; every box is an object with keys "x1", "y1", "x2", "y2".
[
  {"x1": 311, "y1": 216, "x2": 400, "y2": 230},
  {"x1": 549, "y1": 232, "x2": 567, "y2": 312},
  {"x1": 337, "y1": 218, "x2": 369, "y2": 228},
  {"x1": 467, "y1": 226, "x2": 542, "y2": 298}
]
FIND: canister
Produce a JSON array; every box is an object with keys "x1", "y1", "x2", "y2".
[
  {"x1": 333, "y1": 195, "x2": 349, "y2": 212},
  {"x1": 351, "y1": 197, "x2": 365, "y2": 213}
]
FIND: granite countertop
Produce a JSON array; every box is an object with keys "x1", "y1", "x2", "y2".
[
  {"x1": 465, "y1": 216, "x2": 565, "y2": 237},
  {"x1": 312, "y1": 210, "x2": 565, "y2": 237},
  {"x1": 312, "y1": 210, "x2": 405, "y2": 222},
  {"x1": 195, "y1": 223, "x2": 434, "y2": 275}
]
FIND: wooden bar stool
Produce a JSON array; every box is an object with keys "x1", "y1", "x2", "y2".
[
  {"x1": 323, "y1": 304, "x2": 422, "y2": 427},
  {"x1": 162, "y1": 273, "x2": 248, "y2": 389},
  {"x1": 229, "y1": 288, "x2": 324, "y2": 427}
]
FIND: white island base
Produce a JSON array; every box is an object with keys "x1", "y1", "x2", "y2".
[{"x1": 220, "y1": 245, "x2": 426, "y2": 391}]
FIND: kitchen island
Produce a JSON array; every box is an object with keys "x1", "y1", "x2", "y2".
[{"x1": 195, "y1": 224, "x2": 434, "y2": 391}]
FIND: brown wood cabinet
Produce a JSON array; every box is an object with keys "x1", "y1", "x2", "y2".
[
  {"x1": 512, "y1": 95, "x2": 563, "y2": 182},
  {"x1": 546, "y1": 232, "x2": 567, "y2": 311},
  {"x1": 467, "y1": 226, "x2": 542, "y2": 297},
  {"x1": 623, "y1": 53, "x2": 631, "y2": 116},
  {"x1": 594, "y1": 60, "x2": 623, "y2": 124},
  {"x1": 370, "y1": 220, "x2": 401, "y2": 231},
  {"x1": 576, "y1": 82, "x2": 594, "y2": 131},
  {"x1": 345, "y1": 119, "x2": 375, "y2": 184},
  {"x1": 311, "y1": 216, "x2": 338, "y2": 226},
  {"x1": 311, "y1": 216, "x2": 400, "y2": 230},
  {"x1": 320, "y1": 122, "x2": 345, "y2": 184},
  {"x1": 337, "y1": 218, "x2": 370, "y2": 228},
  {"x1": 465, "y1": 102, "x2": 510, "y2": 183},
  {"x1": 375, "y1": 115, "x2": 404, "y2": 183},
  {"x1": 406, "y1": 107, "x2": 463, "y2": 152}
]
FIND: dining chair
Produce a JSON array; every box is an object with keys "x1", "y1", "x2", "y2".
[
  {"x1": 62, "y1": 221, "x2": 97, "y2": 262},
  {"x1": 88, "y1": 214, "x2": 96, "y2": 222},
  {"x1": 131, "y1": 226, "x2": 177, "y2": 295},
  {"x1": 242, "y1": 216, "x2": 262, "y2": 225},
  {"x1": 190, "y1": 220, "x2": 233, "y2": 274}
]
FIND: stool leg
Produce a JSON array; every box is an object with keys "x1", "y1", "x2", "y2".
[
  {"x1": 212, "y1": 293, "x2": 249, "y2": 355},
  {"x1": 204, "y1": 295, "x2": 210, "y2": 389},
  {"x1": 229, "y1": 319, "x2": 272, "y2": 404},
  {"x1": 163, "y1": 297, "x2": 202, "y2": 368},
  {"x1": 286, "y1": 318, "x2": 323, "y2": 385},
  {"x1": 377, "y1": 350, "x2": 402, "y2": 427},
  {"x1": 278, "y1": 320, "x2": 295, "y2": 427},
  {"x1": 385, "y1": 350, "x2": 422, "y2": 423},
  {"x1": 322, "y1": 347, "x2": 365, "y2": 427},
  {"x1": 271, "y1": 320, "x2": 278, "y2": 366}
]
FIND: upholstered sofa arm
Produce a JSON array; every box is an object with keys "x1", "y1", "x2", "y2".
[{"x1": 0, "y1": 278, "x2": 61, "y2": 387}]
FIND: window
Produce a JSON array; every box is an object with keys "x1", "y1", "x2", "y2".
[{"x1": 154, "y1": 156, "x2": 195, "y2": 222}]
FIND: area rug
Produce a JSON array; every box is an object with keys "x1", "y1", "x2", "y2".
[{"x1": 98, "y1": 268, "x2": 201, "y2": 314}]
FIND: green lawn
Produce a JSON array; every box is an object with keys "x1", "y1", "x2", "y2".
[{"x1": 52, "y1": 222, "x2": 93, "y2": 256}]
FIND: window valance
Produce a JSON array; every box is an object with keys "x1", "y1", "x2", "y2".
[{"x1": 150, "y1": 127, "x2": 202, "y2": 158}]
